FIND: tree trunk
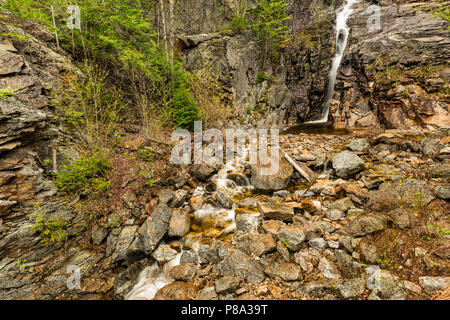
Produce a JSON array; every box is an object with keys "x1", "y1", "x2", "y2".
[
  {"x1": 159, "y1": 0, "x2": 169, "y2": 61},
  {"x1": 169, "y1": 0, "x2": 175, "y2": 68}
]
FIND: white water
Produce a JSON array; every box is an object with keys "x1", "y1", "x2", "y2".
[
  {"x1": 307, "y1": 0, "x2": 360, "y2": 124},
  {"x1": 127, "y1": 141, "x2": 252, "y2": 300}
]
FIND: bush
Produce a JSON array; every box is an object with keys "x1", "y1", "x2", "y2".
[
  {"x1": 55, "y1": 153, "x2": 112, "y2": 192},
  {"x1": 170, "y1": 87, "x2": 200, "y2": 130},
  {"x1": 29, "y1": 203, "x2": 68, "y2": 246}
]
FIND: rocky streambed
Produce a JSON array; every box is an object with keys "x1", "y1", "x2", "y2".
[{"x1": 112, "y1": 125, "x2": 450, "y2": 301}]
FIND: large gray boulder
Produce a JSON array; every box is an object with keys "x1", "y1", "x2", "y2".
[{"x1": 332, "y1": 151, "x2": 365, "y2": 179}]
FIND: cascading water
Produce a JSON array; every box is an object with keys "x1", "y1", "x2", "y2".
[
  {"x1": 307, "y1": 0, "x2": 360, "y2": 124},
  {"x1": 126, "y1": 140, "x2": 252, "y2": 300}
]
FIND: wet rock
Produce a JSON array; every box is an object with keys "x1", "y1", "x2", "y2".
[
  {"x1": 238, "y1": 197, "x2": 258, "y2": 208},
  {"x1": 264, "y1": 262, "x2": 302, "y2": 281},
  {"x1": 169, "y1": 263, "x2": 197, "y2": 281},
  {"x1": 257, "y1": 202, "x2": 294, "y2": 222},
  {"x1": 189, "y1": 197, "x2": 204, "y2": 211},
  {"x1": 273, "y1": 190, "x2": 291, "y2": 197},
  {"x1": 113, "y1": 262, "x2": 146, "y2": 300},
  {"x1": 434, "y1": 185, "x2": 450, "y2": 200},
  {"x1": 216, "y1": 191, "x2": 233, "y2": 209},
  {"x1": 235, "y1": 213, "x2": 261, "y2": 233},
  {"x1": 215, "y1": 249, "x2": 265, "y2": 283},
  {"x1": 332, "y1": 151, "x2": 365, "y2": 179},
  {"x1": 277, "y1": 225, "x2": 305, "y2": 251},
  {"x1": 418, "y1": 276, "x2": 450, "y2": 292},
  {"x1": 336, "y1": 278, "x2": 366, "y2": 299},
  {"x1": 227, "y1": 173, "x2": 249, "y2": 186},
  {"x1": 152, "y1": 244, "x2": 178, "y2": 263},
  {"x1": 294, "y1": 189, "x2": 315, "y2": 197},
  {"x1": 139, "y1": 203, "x2": 172, "y2": 254},
  {"x1": 215, "y1": 276, "x2": 241, "y2": 294},
  {"x1": 168, "y1": 208, "x2": 190, "y2": 237},
  {"x1": 250, "y1": 158, "x2": 293, "y2": 192}
]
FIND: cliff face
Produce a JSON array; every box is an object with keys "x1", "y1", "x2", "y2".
[
  {"x1": 333, "y1": 0, "x2": 450, "y2": 129},
  {"x1": 174, "y1": 0, "x2": 449, "y2": 128},
  {"x1": 0, "y1": 9, "x2": 111, "y2": 299},
  {"x1": 175, "y1": 0, "x2": 339, "y2": 126}
]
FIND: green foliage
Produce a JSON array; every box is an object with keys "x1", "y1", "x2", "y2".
[
  {"x1": 256, "y1": 71, "x2": 272, "y2": 84},
  {"x1": 0, "y1": 88, "x2": 15, "y2": 98},
  {"x1": 55, "y1": 153, "x2": 112, "y2": 192},
  {"x1": 29, "y1": 203, "x2": 68, "y2": 245},
  {"x1": 230, "y1": 0, "x2": 250, "y2": 33},
  {"x1": 170, "y1": 86, "x2": 200, "y2": 130},
  {"x1": 3, "y1": 0, "x2": 200, "y2": 132},
  {"x1": 426, "y1": 0, "x2": 450, "y2": 23},
  {"x1": 252, "y1": 0, "x2": 291, "y2": 59}
]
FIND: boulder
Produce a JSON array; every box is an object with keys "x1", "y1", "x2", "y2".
[
  {"x1": 250, "y1": 157, "x2": 293, "y2": 191},
  {"x1": 169, "y1": 263, "x2": 197, "y2": 281},
  {"x1": 168, "y1": 208, "x2": 190, "y2": 237},
  {"x1": 214, "y1": 276, "x2": 242, "y2": 294},
  {"x1": 215, "y1": 249, "x2": 265, "y2": 283},
  {"x1": 264, "y1": 262, "x2": 302, "y2": 281},
  {"x1": 332, "y1": 151, "x2": 365, "y2": 179},
  {"x1": 277, "y1": 225, "x2": 306, "y2": 251},
  {"x1": 257, "y1": 202, "x2": 294, "y2": 222}
]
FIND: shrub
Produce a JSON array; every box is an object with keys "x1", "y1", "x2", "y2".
[
  {"x1": 55, "y1": 153, "x2": 112, "y2": 192},
  {"x1": 256, "y1": 71, "x2": 272, "y2": 84},
  {"x1": 29, "y1": 203, "x2": 68, "y2": 245},
  {"x1": 170, "y1": 87, "x2": 200, "y2": 130}
]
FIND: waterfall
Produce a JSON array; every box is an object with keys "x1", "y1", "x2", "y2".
[
  {"x1": 126, "y1": 141, "x2": 252, "y2": 300},
  {"x1": 307, "y1": 0, "x2": 360, "y2": 124}
]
